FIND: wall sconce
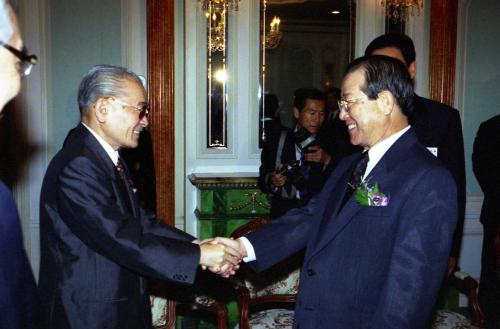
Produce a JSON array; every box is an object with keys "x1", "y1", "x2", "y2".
[
  {"x1": 381, "y1": 0, "x2": 423, "y2": 22},
  {"x1": 265, "y1": 16, "x2": 283, "y2": 49}
]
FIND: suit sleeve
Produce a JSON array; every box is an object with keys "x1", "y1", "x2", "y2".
[
  {"x1": 368, "y1": 166, "x2": 458, "y2": 329},
  {"x1": 53, "y1": 156, "x2": 200, "y2": 284},
  {"x1": 441, "y1": 109, "x2": 466, "y2": 258},
  {"x1": 258, "y1": 132, "x2": 281, "y2": 194}
]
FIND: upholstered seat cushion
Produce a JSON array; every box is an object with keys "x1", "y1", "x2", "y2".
[
  {"x1": 432, "y1": 310, "x2": 481, "y2": 329},
  {"x1": 151, "y1": 295, "x2": 170, "y2": 327},
  {"x1": 235, "y1": 309, "x2": 294, "y2": 329}
]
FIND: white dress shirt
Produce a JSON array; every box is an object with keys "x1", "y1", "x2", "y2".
[{"x1": 81, "y1": 122, "x2": 120, "y2": 166}]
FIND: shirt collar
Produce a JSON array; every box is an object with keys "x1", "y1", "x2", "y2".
[
  {"x1": 364, "y1": 125, "x2": 411, "y2": 178},
  {"x1": 81, "y1": 122, "x2": 120, "y2": 166}
]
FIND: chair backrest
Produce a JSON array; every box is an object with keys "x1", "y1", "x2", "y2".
[{"x1": 230, "y1": 217, "x2": 301, "y2": 300}]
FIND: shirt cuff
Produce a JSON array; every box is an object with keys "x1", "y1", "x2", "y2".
[{"x1": 238, "y1": 237, "x2": 256, "y2": 262}]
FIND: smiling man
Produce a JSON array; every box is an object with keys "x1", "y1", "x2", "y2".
[
  {"x1": 215, "y1": 56, "x2": 458, "y2": 328},
  {"x1": 38, "y1": 65, "x2": 242, "y2": 329}
]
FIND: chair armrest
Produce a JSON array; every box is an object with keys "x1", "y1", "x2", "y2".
[{"x1": 448, "y1": 271, "x2": 486, "y2": 327}]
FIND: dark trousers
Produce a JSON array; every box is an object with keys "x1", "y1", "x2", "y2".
[{"x1": 478, "y1": 222, "x2": 500, "y2": 329}]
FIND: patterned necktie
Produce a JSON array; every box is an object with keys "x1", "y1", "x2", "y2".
[
  {"x1": 338, "y1": 152, "x2": 369, "y2": 211},
  {"x1": 116, "y1": 158, "x2": 137, "y2": 193}
]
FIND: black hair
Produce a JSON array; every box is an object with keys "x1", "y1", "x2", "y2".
[
  {"x1": 260, "y1": 93, "x2": 280, "y2": 118},
  {"x1": 364, "y1": 33, "x2": 416, "y2": 66},
  {"x1": 293, "y1": 88, "x2": 325, "y2": 112},
  {"x1": 345, "y1": 55, "x2": 414, "y2": 117}
]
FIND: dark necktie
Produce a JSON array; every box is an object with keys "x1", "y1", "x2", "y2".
[
  {"x1": 338, "y1": 152, "x2": 369, "y2": 211},
  {"x1": 116, "y1": 158, "x2": 137, "y2": 193}
]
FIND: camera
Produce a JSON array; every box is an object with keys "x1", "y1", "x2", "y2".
[
  {"x1": 294, "y1": 128, "x2": 317, "y2": 154},
  {"x1": 276, "y1": 160, "x2": 307, "y2": 191}
]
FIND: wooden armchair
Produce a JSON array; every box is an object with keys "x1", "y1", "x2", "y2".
[
  {"x1": 230, "y1": 217, "x2": 301, "y2": 329},
  {"x1": 150, "y1": 278, "x2": 229, "y2": 329},
  {"x1": 432, "y1": 270, "x2": 486, "y2": 328}
]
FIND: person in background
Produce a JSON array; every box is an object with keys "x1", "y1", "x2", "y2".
[
  {"x1": 472, "y1": 114, "x2": 500, "y2": 329},
  {"x1": 258, "y1": 88, "x2": 333, "y2": 218},
  {"x1": 0, "y1": 1, "x2": 41, "y2": 328},
  {"x1": 365, "y1": 33, "x2": 466, "y2": 276},
  {"x1": 318, "y1": 87, "x2": 362, "y2": 170},
  {"x1": 38, "y1": 65, "x2": 241, "y2": 329},
  {"x1": 258, "y1": 93, "x2": 282, "y2": 148}
]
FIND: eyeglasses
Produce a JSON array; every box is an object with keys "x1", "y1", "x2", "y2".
[
  {"x1": 337, "y1": 96, "x2": 366, "y2": 113},
  {"x1": 0, "y1": 41, "x2": 38, "y2": 77},
  {"x1": 110, "y1": 97, "x2": 150, "y2": 119}
]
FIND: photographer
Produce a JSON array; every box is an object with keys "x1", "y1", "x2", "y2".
[{"x1": 258, "y1": 88, "x2": 333, "y2": 218}]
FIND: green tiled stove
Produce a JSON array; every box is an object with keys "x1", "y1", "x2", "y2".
[
  {"x1": 189, "y1": 173, "x2": 270, "y2": 239},
  {"x1": 188, "y1": 173, "x2": 270, "y2": 329}
]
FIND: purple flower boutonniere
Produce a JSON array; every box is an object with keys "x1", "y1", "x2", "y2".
[{"x1": 354, "y1": 179, "x2": 390, "y2": 207}]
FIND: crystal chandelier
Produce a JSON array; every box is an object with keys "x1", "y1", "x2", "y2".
[
  {"x1": 199, "y1": 0, "x2": 240, "y2": 12},
  {"x1": 381, "y1": 0, "x2": 423, "y2": 22},
  {"x1": 200, "y1": 0, "x2": 240, "y2": 53}
]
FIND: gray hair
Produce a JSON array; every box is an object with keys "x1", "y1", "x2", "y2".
[
  {"x1": 77, "y1": 64, "x2": 144, "y2": 113},
  {"x1": 0, "y1": 1, "x2": 13, "y2": 43}
]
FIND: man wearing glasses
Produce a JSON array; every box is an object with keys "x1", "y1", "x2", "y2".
[
  {"x1": 0, "y1": 1, "x2": 41, "y2": 329},
  {"x1": 38, "y1": 65, "x2": 242, "y2": 329}
]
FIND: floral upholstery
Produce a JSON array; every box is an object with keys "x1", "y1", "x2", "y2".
[
  {"x1": 234, "y1": 309, "x2": 294, "y2": 329},
  {"x1": 432, "y1": 310, "x2": 482, "y2": 329},
  {"x1": 245, "y1": 267, "x2": 300, "y2": 298},
  {"x1": 150, "y1": 295, "x2": 171, "y2": 328}
]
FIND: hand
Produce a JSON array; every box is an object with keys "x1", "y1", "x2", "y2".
[
  {"x1": 271, "y1": 172, "x2": 286, "y2": 187},
  {"x1": 303, "y1": 145, "x2": 331, "y2": 166},
  {"x1": 208, "y1": 237, "x2": 247, "y2": 277},
  {"x1": 199, "y1": 240, "x2": 242, "y2": 277}
]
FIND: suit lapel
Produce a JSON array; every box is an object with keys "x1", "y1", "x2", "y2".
[
  {"x1": 75, "y1": 124, "x2": 140, "y2": 217},
  {"x1": 309, "y1": 128, "x2": 418, "y2": 260}
]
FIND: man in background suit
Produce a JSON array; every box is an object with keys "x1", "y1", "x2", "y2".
[
  {"x1": 0, "y1": 1, "x2": 41, "y2": 328},
  {"x1": 365, "y1": 34, "x2": 466, "y2": 275},
  {"x1": 215, "y1": 56, "x2": 458, "y2": 328},
  {"x1": 38, "y1": 65, "x2": 241, "y2": 329},
  {"x1": 472, "y1": 114, "x2": 500, "y2": 329}
]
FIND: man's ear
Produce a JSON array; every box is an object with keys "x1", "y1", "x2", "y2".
[
  {"x1": 376, "y1": 91, "x2": 395, "y2": 115},
  {"x1": 408, "y1": 60, "x2": 417, "y2": 80},
  {"x1": 293, "y1": 107, "x2": 300, "y2": 120},
  {"x1": 93, "y1": 98, "x2": 110, "y2": 123}
]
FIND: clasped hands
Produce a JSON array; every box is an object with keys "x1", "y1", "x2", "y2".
[{"x1": 196, "y1": 237, "x2": 247, "y2": 278}]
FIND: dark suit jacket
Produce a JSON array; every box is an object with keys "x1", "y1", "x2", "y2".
[
  {"x1": 39, "y1": 124, "x2": 200, "y2": 329},
  {"x1": 247, "y1": 129, "x2": 457, "y2": 329},
  {"x1": 412, "y1": 95, "x2": 466, "y2": 257},
  {"x1": 0, "y1": 182, "x2": 41, "y2": 329},
  {"x1": 258, "y1": 127, "x2": 333, "y2": 218},
  {"x1": 472, "y1": 114, "x2": 500, "y2": 225}
]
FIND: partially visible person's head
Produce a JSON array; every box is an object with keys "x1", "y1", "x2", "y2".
[
  {"x1": 325, "y1": 87, "x2": 341, "y2": 113},
  {"x1": 0, "y1": 1, "x2": 23, "y2": 110},
  {"x1": 78, "y1": 65, "x2": 150, "y2": 150},
  {"x1": 260, "y1": 93, "x2": 280, "y2": 119},
  {"x1": 364, "y1": 33, "x2": 417, "y2": 79},
  {"x1": 339, "y1": 55, "x2": 413, "y2": 149},
  {"x1": 293, "y1": 88, "x2": 326, "y2": 134}
]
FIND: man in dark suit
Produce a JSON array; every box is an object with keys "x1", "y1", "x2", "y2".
[
  {"x1": 365, "y1": 34, "x2": 466, "y2": 275},
  {"x1": 38, "y1": 65, "x2": 241, "y2": 329},
  {"x1": 214, "y1": 56, "x2": 458, "y2": 328},
  {"x1": 0, "y1": 2, "x2": 41, "y2": 328},
  {"x1": 258, "y1": 88, "x2": 333, "y2": 218},
  {"x1": 472, "y1": 115, "x2": 500, "y2": 329}
]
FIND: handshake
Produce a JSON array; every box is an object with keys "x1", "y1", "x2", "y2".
[{"x1": 195, "y1": 237, "x2": 247, "y2": 278}]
